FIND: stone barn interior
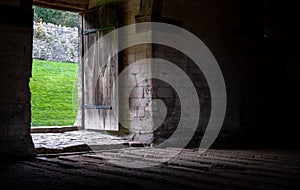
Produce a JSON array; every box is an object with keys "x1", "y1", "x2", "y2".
[{"x1": 0, "y1": 0, "x2": 300, "y2": 189}]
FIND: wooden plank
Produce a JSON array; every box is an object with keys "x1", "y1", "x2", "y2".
[
  {"x1": 82, "y1": 3, "x2": 119, "y2": 131},
  {"x1": 82, "y1": 13, "x2": 88, "y2": 129},
  {"x1": 88, "y1": 0, "x2": 120, "y2": 9},
  {"x1": 33, "y1": 0, "x2": 89, "y2": 12},
  {"x1": 74, "y1": 13, "x2": 84, "y2": 128}
]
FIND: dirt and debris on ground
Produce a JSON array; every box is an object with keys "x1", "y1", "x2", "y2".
[
  {"x1": 1, "y1": 146, "x2": 299, "y2": 189},
  {"x1": 0, "y1": 130, "x2": 298, "y2": 189}
]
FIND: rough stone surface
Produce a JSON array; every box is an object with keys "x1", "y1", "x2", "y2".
[
  {"x1": 0, "y1": 148, "x2": 299, "y2": 190},
  {"x1": 118, "y1": 0, "x2": 154, "y2": 135},
  {"x1": 32, "y1": 130, "x2": 130, "y2": 151},
  {"x1": 33, "y1": 22, "x2": 79, "y2": 63},
  {"x1": 0, "y1": 0, "x2": 36, "y2": 157}
]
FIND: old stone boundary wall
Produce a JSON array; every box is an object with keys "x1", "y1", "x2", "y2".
[{"x1": 33, "y1": 22, "x2": 79, "y2": 63}]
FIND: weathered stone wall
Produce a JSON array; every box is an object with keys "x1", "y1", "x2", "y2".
[
  {"x1": 150, "y1": 0, "x2": 257, "y2": 147},
  {"x1": 116, "y1": 0, "x2": 251, "y2": 145},
  {"x1": 150, "y1": 0, "x2": 272, "y2": 147},
  {"x1": 33, "y1": 21, "x2": 79, "y2": 63},
  {"x1": 0, "y1": 0, "x2": 36, "y2": 157},
  {"x1": 118, "y1": 0, "x2": 154, "y2": 143}
]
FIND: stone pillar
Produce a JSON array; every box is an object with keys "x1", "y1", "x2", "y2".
[{"x1": 0, "y1": 0, "x2": 36, "y2": 158}]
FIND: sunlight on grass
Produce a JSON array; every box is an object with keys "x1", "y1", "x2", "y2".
[{"x1": 30, "y1": 59, "x2": 78, "y2": 127}]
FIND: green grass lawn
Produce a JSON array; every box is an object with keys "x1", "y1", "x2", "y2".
[{"x1": 30, "y1": 59, "x2": 78, "y2": 127}]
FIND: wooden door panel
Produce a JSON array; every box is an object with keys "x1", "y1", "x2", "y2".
[{"x1": 82, "y1": 3, "x2": 118, "y2": 131}]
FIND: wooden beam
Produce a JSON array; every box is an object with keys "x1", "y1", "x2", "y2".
[
  {"x1": 0, "y1": 0, "x2": 21, "y2": 7},
  {"x1": 33, "y1": 0, "x2": 89, "y2": 12}
]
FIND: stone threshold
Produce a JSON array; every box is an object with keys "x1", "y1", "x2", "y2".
[
  {"x1": 31, "y1": 128, "x2": 149, "y2": 155},
  {"x1": 31, "y1": 126, "x2": 80, "y2": 133},
  {"x1": 35, "y1": 142, "x2": 149, "y2": 155}
]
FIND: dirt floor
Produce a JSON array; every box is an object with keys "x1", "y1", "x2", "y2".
[
  {"x1": 1, "y1": 130, "x2": 299, "y2": 189},
  {"x1": 1, "y1": 145, "x2": 299, "y2": 190}
]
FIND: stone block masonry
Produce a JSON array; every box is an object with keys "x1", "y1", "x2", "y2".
[
  {"x1": 33, "y1": 22, "x2": 79, "y2": 63},
  {"x1": 0, "y1": 0, "x2": 36, "y2": 157}
]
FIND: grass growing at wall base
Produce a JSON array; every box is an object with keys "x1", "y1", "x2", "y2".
[{"x1": 30, "y1": 59, "x2": 78, "y2": 127}]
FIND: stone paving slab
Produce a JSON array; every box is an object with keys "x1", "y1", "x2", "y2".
[{"x1": 31, "y1": 130, "x2": 130, "y2": 152}]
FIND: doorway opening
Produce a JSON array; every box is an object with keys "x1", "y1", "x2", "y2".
[
  {"x1": 29, "y1": 3, "x2": 129, "y2": 154},
  {"x1": 30, "y1": 6, "x2": 79, "y2": 128}
]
